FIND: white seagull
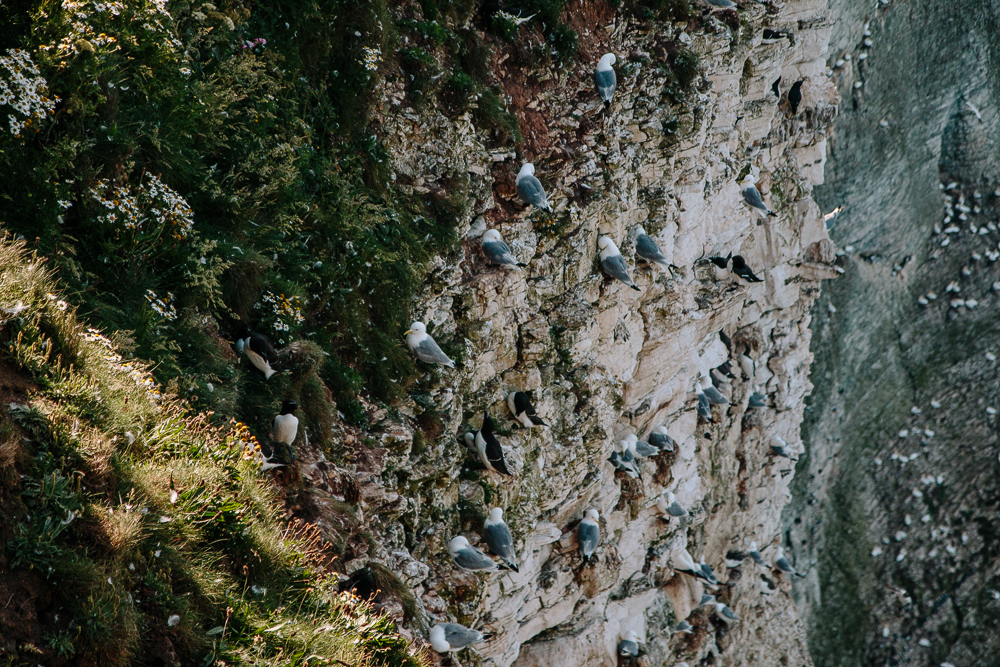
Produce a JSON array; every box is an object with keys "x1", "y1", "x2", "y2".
[
  {"x1": 516, "y1": 163, "x2": 551, "y2": 212},
  {"x1": 405, "y1": 321, "x2": 455, "y2": 368},
  {"x1": 599, "y1": 236, "x2": 641, "y2": 291}
]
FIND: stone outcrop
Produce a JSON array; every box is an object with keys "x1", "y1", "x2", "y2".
[{"x1": 298, "y1": 1, "x2": 843, "y2": 665}]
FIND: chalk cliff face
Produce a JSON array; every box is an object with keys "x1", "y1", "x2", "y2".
[{"x1": 299, "y1": 2, "x2": 842, "y2": 665}]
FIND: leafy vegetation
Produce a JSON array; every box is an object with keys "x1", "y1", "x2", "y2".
[{"x1": 0, "y1": 238, "x2": 426, "y2": 666}]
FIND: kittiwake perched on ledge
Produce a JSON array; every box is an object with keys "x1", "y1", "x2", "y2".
[
  {"x1": 748, "y1": 389, "x2": 768, "y2": 408},
  {"x1": 483, "y1": 508, "x2": 519, "y2": 572},
  {"x1": 405, "y1": 322, "x2": 455, "y2": 368},
  {"x1": 430, "y1": 623, "x2": 490, "y2": 653},
  {"x1": 625, "y1": 433, "x2": 659, "y2": 457},
  {"x1": 705, "y1": 0, "x2": 737, "y2": 8},
  {"x1": 598, "y1": 236, "x2": 641, "y2": 291},
  {"x1": 481, "y1": 229, "x2": 526, "y2": 269},
  {"x1": 618, "y1": 630, "x2": 639, "y2": 657},
  {"x1": 770, "y1": 434, "x2": 798, "y2": 460},
  {"x1": 649, "y1": 425, "x2": 675, "y2": 452},
  {"x1": 594, "y1": 53, "x2": 617, "y2": 108},
  {"x1": 633, "y1": 226, "x2": 673, "y2": 274},
  {"x1": 675, "y1": 621, "x2": 693, "y2": 634},
  {"x1": 701, "y1": 373, "x2": 729, "y2": 405},
  {"x1": 448, "y1": 536, "x2": 498, "y2": 572},
  {"x1": 608, "y1": 448, "x2": 640, "y2": 479},
  {"x1": 672, "y1": 548, "x2": 715, "y2": 586},
  {"x1": 656, "y1": 491, "x2": 688, "y2": 517},
  {"x1": 507, "y1": 391, "x2": 547, "y2": 428},
  {"x1": 774, "y1": 546, "x2": 806, "y2": 577},
  {"x1": 238, "y1": 326, "x2": 278, "y2": 379},
  {"x1": 748, "y1": 541, "x2": 766, "y2": 566},
  {"x1": 740, "y1": 174, "x2": 777, "y2": 218},
  {"x1": 715, "y1": 602, "x2": 741, "y2": 623},
  {"x1": 472, "y1": 411, "x2": 512, "y2": 476},
  {"x1": 516, "y1": 163, "x2": 551, "y2": 212},
  {"x1": 578, "y1": 509, "x2": 601, "y2": 563},
  {"x1": 698, "y1": 593, "x2": 717, "y2": 608},
  {"x1": 695, "y1": 384, "x2": 713, "y2": 421}
]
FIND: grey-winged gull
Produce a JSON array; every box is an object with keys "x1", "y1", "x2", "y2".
[
  {"x1": 578, "y1": 509, "x2": 601, "y2": 563},
  {"x1": 634, "y1": 226, "x2": 672, "y2": 274},
  {"x1": 608, "y1": 448, "x2": 641, "y2": 479},
  {"x1": 695, "y1": 385, "x2": 713, "y2": 421},
  {"x1": 699, "y1": 557, "x2": 720, "y2": 585},
  {"x1": 429, "y1": 623, "x2": 490, "y2": 653},
  {"x1": 748, "y1": 541, "x2": 766, "y2": 566},
  {"x1": 748, "y1": 389, "x2": 767, "y2": 409},
  {"x1": 649, "y1": 426, "x2": 675, "y2": 452},
  {"x1": 698, "y1": 593, "x2": 717, "y2": 608},
  {"x1": 483, "y1": 507, "x2": 518, "y2": 572},
  {"x1": 598, "y1": 236, "x2": 641, "y2": 291},
  {"x1": 618, "y1": 630, "x2": 639, "y2": 657},
  {"x1": 740, "y1": 174, "x2": 777, "y2": 217},
  {"x1": 705, "y1": 0, "x2": 737, "y2": 8},
  {"x1": 700, "y1": 374, "x2": 729, "y2": 405},
  {"x1": 715, "y1": 602, "x2": 741, "y2": 622},
  {"x1": 774, "y1": 547, "x2": 806, "y2": 577},
  {"x1": 656, "y1": 491, "x2": 688, "y2": 517},
  {"x1": 675, "y1": 621, "x2": 693, "y2": 634},
  {"x1": 770, "y1": 435, "x2": 799, "y2": 461},
  {"x1": 481, "y1": 229, "x2": 526, "y2": 269},
  {"x1": 507, "y1": 391, "x2": 547, "y2": 428},
  {"x1": 594, "y1": 53, "x2": 617, "y2": 108},
  {"x1": 405, "y1": 322, "x2": 455, "y2": 368},
  {"x1": 625, "y1": 433, "x2": 659, "y2": 457},
  {"x1": 516, "y1": 163, "x2": 551, "y2": 212},
  {"x1": 449, "y1": 536, "x2": 498, "y2": 572}
]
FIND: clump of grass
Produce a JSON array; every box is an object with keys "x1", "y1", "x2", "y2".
[{"x1": 627, "y1": 0, "x2": 693, "y2": 21}]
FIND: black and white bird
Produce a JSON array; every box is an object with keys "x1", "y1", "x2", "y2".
[
  {"x1": 471, "y1": 411, "x2": 512, "y2": 476},
  {"x1": 699, "y1": 557, "x2": 720, "y2": 585},
  {"x1": 760, "y1": 573, "x2": 777, "y2": 595},
  {"x1": 405, "y1": 321, "x2": 456, "y2": 368},
  {"x1": 516, "y1": 163, "x2": 551, "y2": 212},
  {"x1": 698, "y1": 593, "x2": 717, "y2": 608},
  {"x1": 709, "y1": 252, "x2": 732, "y2": 280},
  {"x1": 774, "y1": 547, "x2": 805, "y2": 577},
  {"x1": 673, "y1": 549, "x2": 715, "y2": 586},
  {"x1": 715, "y1": 602, "x2": 741, "y2": 623},
  {"x1": 625, "y1": 433, "x2": 659, "y2": 457},
  {"x1": 481, "y1": 229, "x2": 526, "y2": 269},
  {"x1": 700, "y1": 374, "x2": 729, "y2": 405},
  {"x1": 739, "y1": 354, "x2": 756, "y2": 380},
  {"x1": 675, "y1": 621, "x2": 694, "y2": 634},
  {"x1": 633, "y1": 226, "x2": 672, "y2": 274},
  {"x1": 725, "y1": 550, "x2": 747, "y2": 568},
  {"x1": 507, "y1": 391, "x2": 546, "y2": 428},
  {"x1": 748, "y1": 541, "x2": 766, "y2": 566},
  {"x1": 740, "y1": 174, "x2": 777, "y2": 218},
  {"x1": 608, "y1": 448, "x2": 641, "y2": 480},
  {"x1": 695, "y1": 384, "x2": 713, "y2": 421},
  {"x1": 594, "y1": 53, "x2": 617, "y2": 108},
  {"x1": 649, "y1": 426, "x2": 675, "y2": 452},
  {"x1": 238, "y1": 326, "x2": 278, "y2": 379},
  {"x1": 598, "y1": 236, "x2": 641, "y2": 291},
  {"x1": 788, "y1": 80, "x2": 804, "y2": 115},
  {"x1": 731, "y1": 255, "x2": 764, "y2": 282},
  {"x1": 618, "y1": 630, "x2": 639, "y2": 657},
  {"x1": 339, "y1": 568, "x2": 378, "y2": 600},
  {"x1": 449, "y1": 536, "x2": 498, "y2": 572},
  {"x1": 578, "y1": 509, "x2": 601, "y2": 563},
  {"x1": 273, "y1": 400, "x2": 299, "y2": 446},
  {"x1": 483, "y1": 508, "x2": 519, "y2": 572},
  {"x1": 429, "y1": 623, "x2": 490, "y2": 653},
  {"x1": 762, "y1": 29, "x2": 788, "y2": 44},
  {"x1": 771, "y1": 76, "x2": 781, "y2": 97},
  {"x1": 770, "y1": 434, "x2": 798, "y2": 460},
  {"x1": 656, "y1": 491, "x2": 688, "y2": 517}
]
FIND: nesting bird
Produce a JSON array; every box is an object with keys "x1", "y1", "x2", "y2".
[
  {"x1": 625, "y1": 433, "x2": 659, "y2": 457},
  {"x1": 787, "y1": 80, "x2": 804, "y2": 115},
  {"x1": 705, "y1": 0, "x2": 737, "y2": 8},
  {"x1": 673, "y1": 549, "x2": 715, "y2": 586},
  {"x1": 695, "y1": 384, "x2": 713, "y2": 421},
  {"x1": 516, "y1": 163, "x2": 551, "y2": 212},
  {"x1": 633, "y1": 226, "x2": 672, "y2": 274},
  {"x1": 481, "y1": 229, "x2": 526, "y2": 269},
  {"x1": 748, "y1": 542, "x2": 766, "y2": 566},
  {"x1": 578, "y1": 509, "x2": 601, "y2": 563},
  {"x1": 507, "y1": 391, "x2": 547, "y2": 428},
  {"x1": 405, "y1": 322, "x2": 456, "y2": 368},
  {"x1": 469, "y1": 411, "x2": 512, "y2": 476},
  {"x1": 449, "y1": 536, "x2": 498, "y2": 572},
  {"x1": 774, "y1": 546, "x2": 805, "y2": 577},
  {"x1": 483, "y1": 508, "x2": 519, "y2": 573},
  {"x1": 429, "y1": 623, "x2": 489, "y2": 653},
  {"x1": 709, "y1": 252, "x2": 732, "y2": 280},
  {"x1": 238, "y1": 326, "x2": 278, "y2": 379},
  {"x1": 715, "y1": 602, "x2": 741, "y2": 623},
  {"x1": 770, "y1": 434, "x2": 798, "y2": 460},
  {"x1": 700, "y1": 373, "x2": 729, "y2": 405},
  {"x1": 273, "y1": 400, "x2": 299, "y2": 446},
  {"x1": 649, "y1": 426, "x2": 676, "y2": 452},
  {"x1": 609, "y1": 443, "x2": 642, "y2": 479},
  {"x1": 594, "y1": 53, "x2": 617, "y2": 108},
  {"x1": 740, "y1": 174, "x2": 777, "y2": 218},
  {"x1": 618, "y1": 630, "x2": 639, "y2": 657},
  {"x1": 598, "y1": 236, "x2": 641, "y2": 291},
  {"x1": 732, "y1": 255, "x2": 764, "y2": 282},
  {"x1": 656, "y1": 491, "x2": 688, "y2": 517}
]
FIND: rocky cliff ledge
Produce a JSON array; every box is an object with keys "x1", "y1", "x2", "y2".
[{"x1": 294, "y1": 2, "x2": 841, "y2": 665}]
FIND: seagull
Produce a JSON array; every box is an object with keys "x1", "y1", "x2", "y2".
[
  {"x1": 598, "y1": 236, "x2": 641, "y2": 291},
  {"x1": 238, "y1": 326, "x2": 278, "y2": 379},
  {"x1": 698, "y1": 593, "x2": 717, "y2": 608},
  {"x1": 618, "y1": 630, "x2": 639, "y2": 657},
  {"x1": 731, "y1": 255, "x2": 763, "y2": 282},
  {"x1": 675, "y1": 621, "x2": 694, "y2": 634},
  {"x1": 656, "y1": 491, "x2": 688, "y2": 517},
  {"x1": 787, "y1": 80, "x2": 803, "y2": 115},
  {"x1": 770, "y1": 435, "x2": 798, "y2": 460},
  {"x1": 699, "y1": 557, "x2": 720, "y2": 585},
  {"x1": 473, "y1": 411, "x2": 512, "y2": 476},
  {"x1": 608, "y1": 448, "x2": 641, "y2": 479},
  {"x1": 715, "y1": 602, "x2": 741, "y2": 623},
  {"x1": 673, "y1": 549, "x2": 715, "y2": 586},
  {"x1": 273, "y1": 400, "x2": 299, "y2": 446},
  {"x1": 494, "y1": 9, "x2": 537, "y2": 25},
  {"x1": 823, "y1": 205, "x2": 845, "y2": 228},
  {"x1": 257, "y1": 450, "x2": 287, "y2": 471},
  {"x1": 648, "y1": 426, "x2": 675, "y2": 452},
  {"x1": 709, "y1": 252, "x2": 732, "y2": 280},
  {"x1": 701, "y1": 374, "x2": 729, "y2": 405},
  {"x1": 449, "y1": 536, "x2": 498, "y2": 572},
  {"x1": 739, "y1": 354, "x2": 755, "y2": 380},
  {"x1": 633, "y1": 226, "x2": 672, "y2": 274},
  {"x1": 405, "y1": 322, "x2": 455, "y2": 368},
  {"x1": 748, "y1": 390, "x2": 767, "y2": 408},
  {"x1": 748, "y1": 541, "x2": 766, "y2": 566},
  {"x1": 516, "y1": 163, "x2": 551, "y2": 212},
  {"x1": 705, "y1": 0, "x2": 737, "y2": 8},
  {"x1": 625, "y1": 433, "x2": 660, "y2": 457},
  {"x1": 740, "y1": 174, "x2": 777, "y2": 218},
  {"x1": 483, "y1": 508, "x2": 519, "y2": 572},
  {"x1": 594, "y1": 53, "x2": 617, "y2": 108},
  {"x1": 578, "y1": 509, "x2": 601, "y2": 563},
  {"x1": 429, "y1": 623, "x2": 490, "y2": 653},
  {"x1": 481, "y1": 229, "x2": 526, "y2": 269},
  {"x1": 507, "y1": 391, "x2": 547, "y2": 428},
  {"x1": 695, "y1": 385, "x2": 713, "y2": 421},
  {"x1": 774, "y1": 546, "x2": 805, "y2": 577}
]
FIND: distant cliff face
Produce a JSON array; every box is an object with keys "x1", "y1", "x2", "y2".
[
  {"x1": 295, "y1": 1, "x2": 843, "y2": 665},
  {"x1": 791, "y1": 0, "x2": 1000, "y2": 664}
]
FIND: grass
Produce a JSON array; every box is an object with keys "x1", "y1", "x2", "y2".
[{"x1": 0, "y1": 237, "x2": 427, "y2": 666}]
